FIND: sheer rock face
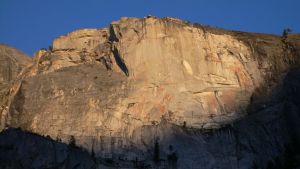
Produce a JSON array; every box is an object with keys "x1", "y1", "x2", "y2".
[
  {"x1": 110, "y1": 17, "x2": 262, "y2": 129},
  {"x1": 0, "y1": 44, "x2": 31, "y2": 84},
  {"x1": 0, "y1": 44, "x2": 31, "y2": 130},
  {"x1": 1, "y1": 17, "x2": 300, "y2": 168}
]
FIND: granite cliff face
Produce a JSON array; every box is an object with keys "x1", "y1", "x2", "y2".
[
  {"x1": 1, "y1": 17, "x2": 300, "y2": 169},
  {"x1": 0, "y1": 44, "x2": 31, "y2": 83},
  {"x1": 0, "y1": 44, "x2": 31, "y2": 130}
]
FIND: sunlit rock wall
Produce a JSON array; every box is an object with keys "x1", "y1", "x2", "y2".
[{"x1": 1, "y1": 17, "x2": 299, "y2": 169}]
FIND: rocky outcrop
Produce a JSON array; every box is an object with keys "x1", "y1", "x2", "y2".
[
  {"x1": 0, "y1": 44, "x2": 31, "y2": 130},
  {"x1": 53, "y1": 28, "x2": 109, "y2": 52},
  {"x1": 1, "y1": 16, "x2": 300, "y2": 169},
  {"x1": 0, "y1": 44, "x2": 31, "y2": 83}
]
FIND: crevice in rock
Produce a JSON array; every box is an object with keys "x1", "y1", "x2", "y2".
[
  {"x1": 108, "y1": 24, "x2": 129, "y2": 76},
  {"x1": 108, "y1": 25, "x2": 119, "y2": 43},
  {"x1": 96, "y1": 56, "x2": 112, "y2": 70},
  {"x1": 214, "y1": 90, "x2": 227, "y2": 114},
  {"x1": 112, "y1": 47, "x2": 129, "y2": 76}
]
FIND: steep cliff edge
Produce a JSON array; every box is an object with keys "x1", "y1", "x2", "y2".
[
  {"x1": 0, "y1": 44, "x2": 31, "y2": 130},
  {"x1": 0, "y1": 44, "x2": 31, "y2": 83},
  {"x1": 1, "y1": 16, "x2": 300, "y2": 169}
]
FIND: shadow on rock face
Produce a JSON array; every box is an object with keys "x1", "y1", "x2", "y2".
[
  {"x1": 130, "y1": 69, "x2": 300, "y2": 169},
  {"x1": 112, "y1": 47, "x2": 129, "y2": 77},
  {"x1": 0, "y1": 128, "x2": 95, "y2": 169},
  {"x1": 1, "y1": 70, "x2": 300, "y2": 169}
]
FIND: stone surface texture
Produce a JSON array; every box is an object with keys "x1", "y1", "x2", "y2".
[
  {"x1": 0, "y1": 17, "x2": 300, "y2": 169},
  {"x1": 0, "y1": 44, "x2": 31, "y2": 130}
]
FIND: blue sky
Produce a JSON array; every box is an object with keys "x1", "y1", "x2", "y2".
[{"x1": 0, "y1": 0, "x2": 299, "y2": 56}]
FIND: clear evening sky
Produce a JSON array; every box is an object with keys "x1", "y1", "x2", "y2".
[{"x1": 0, "y1": 0, "x2": 299, "y2": 56}]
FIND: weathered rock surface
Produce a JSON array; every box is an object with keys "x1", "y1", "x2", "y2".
[
  {"x1": 0, "y1": 44, "x2": 31, "y2": 130},
  {"x1": 0, "y1": 44, "x2": 31, "y2": 83},
  {"x1": 1, "y1": 17, "x2": 300, "y2": 169}
]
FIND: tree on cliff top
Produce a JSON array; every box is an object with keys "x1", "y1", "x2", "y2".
[
  {"x1": 69, "y1": 135, "x2": 76, "y2": 147},
  {"x1": 282, "y1": 28, "x2": 292, "y2": 40}
]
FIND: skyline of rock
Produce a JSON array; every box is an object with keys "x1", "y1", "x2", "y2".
[{"x1": 0, "y1": 16, "x2": 300, "y2": 169}]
